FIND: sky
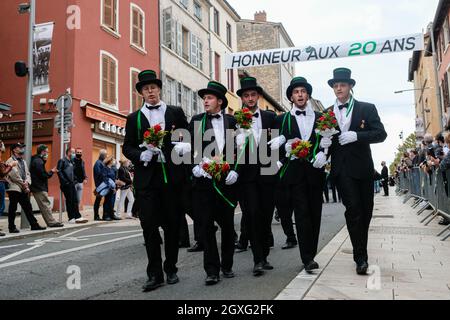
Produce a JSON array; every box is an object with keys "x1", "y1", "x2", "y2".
[{"x1": 227, "y1": 0, "x2": 440, "y2": 173}]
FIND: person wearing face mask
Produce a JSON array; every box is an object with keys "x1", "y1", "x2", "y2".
[
  {"x1": 30, "y1": 144, "x2": 63, "y2": 228},
  {"x1": 116, "y1": 159, "x2": 134, "y2": 219},
  {"x1": 73, "y1": 147, "x2": 87, "y2": 210},
  {"x1": 57, "y1": 147, "x2": 88, "y2": 224},
  {"x1": 6, "y1": 143, "x2": 46, "y2": 233},
  {"x1": 93, "y1": 149, "x2": 107, "y2": 220}
]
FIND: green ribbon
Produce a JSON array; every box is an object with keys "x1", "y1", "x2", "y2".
[
  {"x1": 345, "y1": 96, "x2": 355, "y2": 118},
  {"x1": 213, "y1": 180, "x2": 236, "y2": 208},
  {"x1": 309, "y1": 132, "x2": 321, "y2": 163},
  {"x1": 279, "y1": 158, "x2": 290, "y2": 179}
]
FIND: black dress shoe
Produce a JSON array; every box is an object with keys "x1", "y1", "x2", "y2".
[
  {"x1": 103, "y1": 217, "x2": 112, "y2": 221},
  {"x1": 235, "y1": 243, "x2": 248, "y2": 253},
  {"x1": 304, "y1": 261, "x2": 319, "y2": 273},
  {"x1": 205, "y1": 275, "x2": 220, "y2": 285},
  {"x1": 31, "y1": 225, "x2": 46, "y2": 231},
  {"x1": 112, "y1": 216, "x2": 122, "y2": 221},
  {"x1": 262, "y1": 260, "x2": 274, "y2": 270},
  {"x1": 438, "y1": 218, "x2": 450, "y2": 226},
  {"x1": 179, "y1": 241, "x2": 191, "y2": 248},
  {"x1": 9, "y1": 228, "x2": 20, "y2": 234},
  {"x1": 94, "y1": 215, "x2": 101, "y2": 221},
  {"x1": 356, "y1": 261, "x2": 369, "y2": 275},
  {"x1": 187, "y1": 242, "x2": 203, "y2": 252},
  {"x1": 49, "y1": 223, "x2": 64, "y2": 228},
  {"x1": 0, "y1": 232, "x2": 5, "y2": 237},
  {"x1": 222, "y1": 269, "x2": 235, "y2": 278},
  {"x1": 166, "y1": 273, "x2": 179, "y2": 285},
  {"x1": 142, "y1": 276, "x2": 164, "y2": 292},
  {"x1": 281, "y1": 241, "x2": 297, "y2": 250},
  {"x1": 253, "y1": 263, "x2": 265, "y2": 276}
]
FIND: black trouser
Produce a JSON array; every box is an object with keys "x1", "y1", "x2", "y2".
[
  {"x1": 382, "y1": 180, "x2": 389, "y2": 196},
  {"x1": 60, "y1": 184, "x2": 82, "y2": 220},
  {"x1": 323, "y1": 182, "x2": 330, "y2": 203},
  {"x1": 103, "y1": 191, "x2": 115, "y2": 219},
  {"x1": 93, "y1": 194, "x2": 103, "y2": 218},
  {"x1": 137, "y1": 180, "x2": 181, "y2": 279},
  {"x1": 335, "y1": 174, "x2": 374, "y2": 264},
  {"x1": 193, "y1": 186, "x2": 235, "y2": 277},
  {"x1": 7, "y1": 191, "x2": 38, "y2": 230},
  {"x1": 275, "y1": 186, "x2": 297, "y2": 243}
]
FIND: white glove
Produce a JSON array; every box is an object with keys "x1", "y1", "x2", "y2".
[
  {"x1": 268, "y1": 135, "x2": 286, "y2": 150},
  {"x1": 192, "y1": 165, "x2": 211, "y2": 179},
  {"x1": 285, "y1": 139, "x2": 295, "y2": 154},
  {"x1": 320, "y1": 137, "x2": 332, "y2": 149},
  {"x1": 140, "y1": 150, "x2": 153, "y2": 162},
  {"x1": 225, "y1": 170, "x2": 239, "y2": 185},
  {"x1": 338, "y1": 131, "x2": 358, "y2": 146},
  {"x1": 277, "y1": 161, "x2": 283, "y2": 170},
  {"x1": 172, "y1": 142, "x2": 191, "y2": 155},
  {"x1": 236, "y1": 133, "x2": 247, "y2": 148},
  {"x1": 312, "y1": 151, "x2": 327, "y2": 169}
]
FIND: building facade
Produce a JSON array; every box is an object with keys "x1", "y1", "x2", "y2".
[
  {"x1": 236, "y1": 11, "x2": 296, "y2": 112},
  {"x1": 0, "y1": 0, "x2": 160, "y2": 208}
]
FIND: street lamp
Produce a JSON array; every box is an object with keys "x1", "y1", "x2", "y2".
[{"x1": 394, "y1": 87, "x2": 432, "y2": 94}]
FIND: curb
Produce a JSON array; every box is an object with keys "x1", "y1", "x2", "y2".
[{"x1": 275, "y1": 225, "x2": 349, "y2": 300}]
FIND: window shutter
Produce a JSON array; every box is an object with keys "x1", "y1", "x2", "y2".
[
  {"x1": 132, "y1": 9, "x2": 139, "y2": 45},
  {"x1": 112, "y1": 0, "x2": 117, "y2": 31},
  {"x1": 138, "y1": 12, "x2": 143, "y2": 48},
  {"x1": 176, "y1": 22, "x2": 182, "y2": 55},
  {"x1": 102, "y1": 55, "x2": 109, "y2": 104},
  {"x1": 197, "y1": 39, "x2": 203, "y2": 71},
  {"x1": 190, "y1": 34, "x2": 197, "y2": 67},
  {"x1": 109, "y1": 58, "x2": 116, "y2": 105},
  {"x1": 103, "y1": 0, "x2": 113, "y2": 28}
]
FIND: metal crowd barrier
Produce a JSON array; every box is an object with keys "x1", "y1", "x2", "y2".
[{"x1": 396, "y1": 166, "x2": 450, "y2": 241}]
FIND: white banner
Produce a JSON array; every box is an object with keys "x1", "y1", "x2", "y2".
[
  {"x1": 33, "y1": 22, "x2": 54, "y2": 95},
  {"x1": 226, "y1": 33, "x2": 424, "y2": 69}
]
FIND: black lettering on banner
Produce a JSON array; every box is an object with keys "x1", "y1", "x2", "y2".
[
  {"x1": 281, "y1": 50, "x2": 292, "y2": 62},
  {"x1": 329, "y1": 45, "x2": 340, "y2": 58},
  {"x1": 252, "y1": 53, "x2": 262, "y2": 66},
  {"x1": 291, "y1": 49, "x2": 302, "y2": 62},
  {"x1": 232, "y1": 55, "x2": 242, "y2": 68},
  {"x1": 272, "y1": 51, "x2": 281, "y2": 64},
  {"x1": 405, "y1": 36, "x2": 416, "y2": 50},
  {"x1": 307, "y1": 48, "x2": 318, "y2": 60},
  {"x1": 241, "y1": 55, "x2": 252, "y2": 67},
  {"x1": 380, "y1": 40, "x2": 393, "y2": 53},
  {"x1": 262, "y1": 52, "x2": 272, "y2": 65},
  {"x1": 318, "y1": 47, "x2": 329, "y2": 59},
  {"x1": 394, "y1": 38, "x2": 405, "y2": 51}
]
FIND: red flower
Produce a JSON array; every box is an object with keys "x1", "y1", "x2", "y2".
[
  {"x1": 329, "y1": 111, "x2": 335, "y2": 117},
  {"x1": 322, "y1": 125, "x2": 329, "y2": 129},
  {"x1": 292, "y1": 141, "x2": 300, "y2": 149},
  {"x1": 154, "y1": 124, "x2": 162, "y2": 133},
  {"x1": 242, "y1": 107, "x2": 250, "y2": 113},
  {"x1": 222, "y1": 163, "x2": 230, "y2": 173},
  {"x1": 202, "y1": 163, "x2": 210, "y2": 171},
  {"x1": 319, "y1": 116, "x2": 326, "y2": 122},
  {"x1": 144, "y1": 131, "x2": 151, "y2": 138},
  {"x1": 299, "y1": 149, "x2": 309, "y2": 158},
  {"x1": 331, "y1": 119, "x2": 337, "y2": 124},
  {"x1": 215, "y1": 163, "x2": 220, "y2": 172},
  {"x1": 245, "y1": 113, "x2": 253, "y2": 120}
]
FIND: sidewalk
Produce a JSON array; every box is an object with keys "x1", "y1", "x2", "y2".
[
  {"x1": 277, "y1": 190, "x2": 450, "y2": 300},
  {"x1": 0, "y1": 207, "x2": 136, "y2": 242}
]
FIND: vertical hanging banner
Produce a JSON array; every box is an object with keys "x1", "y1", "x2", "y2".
[
  {"x1": 33, "y1": 22, "x2": 54, "y2": 95},
  {"x1": 225, "y1": 33, "x2": 424, "y2": 69}
]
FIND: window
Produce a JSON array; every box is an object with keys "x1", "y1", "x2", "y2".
[
  {"x1": 226, "y1": 22, "x2": 232, "y2": 47},
  {"x1": 213, "y1": 8, "x2": 220, "y2": 35},
  {"x1": 193, "y1": 92, "x2": 199, "y2": 114},
  {"x1": 164, "y1": 76, "x2": 177, "y2": 105},
  {"x1": 101, "y1": 51, "x2": 118, "y2": 108},
  {"x1": 102, "y1": 0, "x2": 118, "y2": 32},
  {"x1": 180, "y1": 0, "x2": 188, "y2": 9},
  {"x1": 177, "y1": 82, "x2": 182, "y2": 107},
  {"x1": 176, "y1": 21, "x2": 182, "y2": 55},
  {"x1": 198, "y1": 39, "x2": 203, "y2": 71},
  {"x1": 162, "y1": 7, "x2": 174, "y2": 49},
  {"x1": 194, "y1": 1, "x2": 202, "y2": 21},
  {"x1": 214, "y1": 53, "x2": 221, "y2": 82},
  {"x1": 191, "y1": 34, "x2": 198, "y2": 67},
  {"x1": 130, "y1": 68, "x2": 141, "y2": 112},
  {"x1": 182, "y1": 86, "x2": 192, "y2": 118},
  {"x1": 182, "y1": 27, "x2": 190, "y2": 61},
  {"x1": 130, "y1": 4, "x2": 145, "y2": 50},
  {"x1": 227, "y1": 69, "x2": 234, "y2": 93}
]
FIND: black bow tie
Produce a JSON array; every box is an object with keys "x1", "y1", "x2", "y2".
[
  {"x1": 207, "y1": 113, "x2": 221, "y2": 120},
  {"x1": 338, "y1": 103, "x2": 348, "y2": 110},
  {"x1": 253, "y1": 113, "x2": 259, "y2": 118},
  {"x1": 295, "y1": 110, "x2": 306, "y2": 116},
  {"x1": 146, "y1": 104, "x2": 161, "y2": 110}
]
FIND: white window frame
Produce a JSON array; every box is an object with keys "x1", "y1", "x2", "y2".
[
  {"x1": 130, "y1": 67, "x2": 141, "y2": 113},
  {"x1": 100, "y1": 0, "x2": 121, "y2": 38},
  {"x1": 130, "y1": 3, "x2": 146, "y2": 53},
  {"x1": 100, "y1": 50, "x2": 119, "y2": 110},
  {"x1": 193, "y1": 1, "x2": 202, "y2": 21},
  {"x1": 180, "y1": 0, "x2": 189, "y2": 9}
]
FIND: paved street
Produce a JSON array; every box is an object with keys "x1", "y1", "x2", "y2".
[{"x1": 0, "y1": 203, "x2": 345, "y2": 300}]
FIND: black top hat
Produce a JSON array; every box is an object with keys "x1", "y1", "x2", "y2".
[
  {"x1": 328, "y1": 67, "x2": 356, "y2": 88},
  {"x1": 286, "y1": 76, "x2": 313, "y2": 101},
  {"x1": 236, "y1": 76, "x2": 264, "y2": 97},
  {"x1": 135, "y1": 70, "x2": 162, "y2": 93},
  {"x1": 198, "y1": 81, "x2": 229, "y2": 109},
  {"x1": 10, "y1": 142, "x2": 25, "y2": 150}
]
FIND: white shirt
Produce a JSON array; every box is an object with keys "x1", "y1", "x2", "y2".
[
  {"x1": 333, "y1": 97, "x2": 353, "y2": 133},
  {"x1": 210, "y1": 112, "x2": 225, "y2": 153},
  {"x1": 290, "y1": 101, "x2": 315, "y2": 141},
  {"x1": 251, "y1": 108, "x2": 262, "y2": 145},
  {"x1": 141, "y1": 100, "x2": 167, "y2": 130}
]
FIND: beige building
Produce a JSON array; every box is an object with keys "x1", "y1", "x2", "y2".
[
  {"x1": 208, "y1": 0, "x2": 241, "y2": 114},
  {"x1": 236, "y1": 11, "x2": 296, "y2": 111},
  {"x1": 409, "y1": 33, "x2": 440, "y2": 138},
  {"x1": 160, "y1": 0, "x2": 212, "y2": 119}
]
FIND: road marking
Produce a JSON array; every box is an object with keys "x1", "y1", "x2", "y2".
[
  {"x1": 0, "y1": 245, "x2": 43, "y2": 263},
  {"x1": 77, "y1": 230, "x2": 141, "y2": 239},
  {"x1": 0, "y1": 233, "x2": 142, "y2": 270}
]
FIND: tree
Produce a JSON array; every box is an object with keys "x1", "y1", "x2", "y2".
[{"x1": 389, "y1": 133, "x2": 417, "y2": 174}]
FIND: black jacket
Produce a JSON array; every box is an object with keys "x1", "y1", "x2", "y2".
[
  {"x1": 73, "y1": 157, "x2": 87, "y2": 183},
  {"x1": 57, "y1": 157, "x2": 76, "y2": 187},
  {"x1": 328, "y1": 100, "x2": 387, "y2": 180},
  {"x1": 235, "y1": 109, "x2": 277, "y2": 184},
  {"x1": 381, "y1": 166, "x2": 388, "y2": 180},
  {"x1": 274, "y1": 111, "x2": 326, "y2": 187},
  {"x1": 122, "y1": 105, "x2": 188, "y2": 190},
  {"x1": 30, "y1": 155, "x2": 53, "y2": 193},
  {"x1": 118, "y1": 166, "x2": 133, "y2": 190}
]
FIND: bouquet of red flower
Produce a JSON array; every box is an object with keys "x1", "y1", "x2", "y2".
[
  {"x1": 234, "y1": 107, "x2": 253, "y2": 130},
  {"x1": 201, "y1": 157, "x2": 231, "y2": 182},
  {"x1": 315, "y1": 110, "x2": 339, "y2": 155},
  {"x1": 140, "y1": 123, "x2": 168, "y2": 166},
  {"x1": 288, "y1": 139, "x2": 312, "y2": 160}
]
